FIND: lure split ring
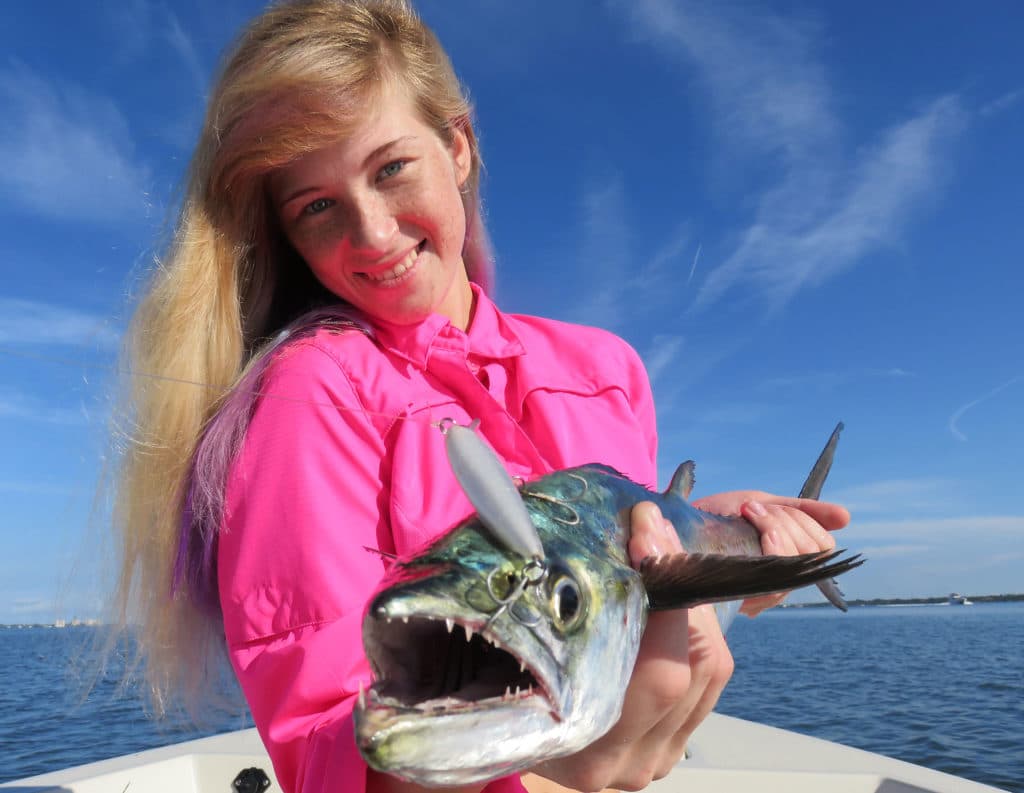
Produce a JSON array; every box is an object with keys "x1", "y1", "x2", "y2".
[{"x1": 484, "y1": 559, "x2": 549, "y2": 628}]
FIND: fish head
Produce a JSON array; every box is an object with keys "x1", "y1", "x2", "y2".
[{"x1": 355, "y1": 467, "x2": 649, "y2": 786}]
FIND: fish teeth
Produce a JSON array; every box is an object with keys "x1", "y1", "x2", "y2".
[
  {"x1": 520, "y1": 660, "x2": 526, "y2": 673},
  {"x1": 445, "y1": 618, "x2": 455, "y2": 633},
  {"x1": 504, "y1": 686, "x2": 511, "y2": 700},
  {"x1": 402, "y1": 616, "x2": 409, "y2": 624},
  {"x1": 464, "y1": 624, "x2": 474, "y2": 641}
]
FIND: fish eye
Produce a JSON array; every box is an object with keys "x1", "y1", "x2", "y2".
[{"x1": 549, "y1": 574, "x2": 584, "y2": 631}]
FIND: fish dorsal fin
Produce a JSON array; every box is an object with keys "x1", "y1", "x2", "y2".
[{"x1": 666, "y1": 461, "x2": 696, "y2": 500}]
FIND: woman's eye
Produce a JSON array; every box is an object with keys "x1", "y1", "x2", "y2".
[
  {"x1": 378, "y1": 160, "x2": 406, "y2": 180},
  {"x1": 302, "y1": 197, "x2": 334, "y2": 216}
]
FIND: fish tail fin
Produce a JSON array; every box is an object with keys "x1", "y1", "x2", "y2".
[
  {"x1": 798, "y1": 421, "x2": 843, "y2": 501},
  {"x1": 641, "y1": 549, "x2": 864, "y2": 611},
  {"x1": 796, "y1": 422, "x2": 853, "y2": 611}
]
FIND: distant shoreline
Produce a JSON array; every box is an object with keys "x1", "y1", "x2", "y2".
[
  {"x1": 3, "y1": 594, "x2": 1023, "y2": 625},
  {"x1": 784, "y1": 593, "x2": 1024, "y2": 609}
]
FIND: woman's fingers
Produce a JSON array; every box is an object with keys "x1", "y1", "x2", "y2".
[
  {"x1": 739, "y1": 501, "x2": 841, "y2": 616},
  {"x1": 639, "y1": 603, "x2": 734, "y2": 779},
  {"x1": 692, "y1": 491, "x2": 850, "y2": 533}
]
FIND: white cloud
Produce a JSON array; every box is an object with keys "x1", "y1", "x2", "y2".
[
  {"x1": 695, "y1": 95, "x2": 965, "y2": 309},
  {"x1": 614, "y1": 0, "x2": 836, "y2": 163},
  {"x1": 0, "y1": 389, "x2": 88, "y2": 426},
  {"x1": 560, "y1": 176, "x2": 633, "y2": 330},
  {"x1": 854, "y1": 543, "x2": 931, "y2": 559},
  {"x1": 0, "y1": 62, "x2": 152, "y2": 225},
  {"x1": 948, "y1": 375, "x2": 1023, "y2": 441},
  {"x1": 758, "y1": 367, "x2": 915, "y2": 392},
  {"x1": 980, "y1": 89, "x2": 1023, "y2": 118},
  {"x1": 643, "y1": 334, "x2": 685, "y2": 387},
  {"x1": 852, "y1": 515, "x2": 1024, "y2": 542},
  {"x1": 0, "y1": 480, "x2": 82, "y2": 496},
  {"x1": 164, "y1": 10, "x2": 209, "y2": 96},
  {"x1": 830, "y1": 478, "x2": 958, "y2": 515},
  {"x1": 609, "y1": 1, "x2": 966, "y2": 313},
  {"x1": 0, "y1": 298, "x2": 120, "y2": 350}
]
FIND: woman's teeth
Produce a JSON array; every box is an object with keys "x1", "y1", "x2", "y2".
[{"x1": 364, "y1": 245, "x2": 421, "y2": 284}]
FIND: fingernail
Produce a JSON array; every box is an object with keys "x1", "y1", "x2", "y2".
[{"x1": 745, "y1": 501, "x2": 768, "y2": 517}]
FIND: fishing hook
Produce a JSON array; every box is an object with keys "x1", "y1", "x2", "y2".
[{"x1": 520, "y1": 473, "x2": 589, "y2": 526}]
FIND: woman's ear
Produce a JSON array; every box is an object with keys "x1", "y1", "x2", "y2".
[{"x1": 449, "y1": 116, "x2": 473, "y2": 187}]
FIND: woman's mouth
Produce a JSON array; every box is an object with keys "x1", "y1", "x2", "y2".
[{"x1": 360, "y1": 242, "x2": 426, "y2": 286}]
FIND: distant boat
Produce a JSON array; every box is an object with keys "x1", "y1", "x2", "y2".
[{"x1": 948, "y1": 592, "x2": 974, "y2": 605}]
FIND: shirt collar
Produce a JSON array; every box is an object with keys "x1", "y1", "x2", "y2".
[{"x1": 370, "y1": 283, "x2": 526, "y2": 369}]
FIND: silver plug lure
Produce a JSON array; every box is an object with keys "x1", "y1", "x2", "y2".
[
  {"x1": 439, "y1": 418, "x2": 548, "y2": 626},
  {"x1": 439, "y1": 418, "x2": 544, "y2": 561}
]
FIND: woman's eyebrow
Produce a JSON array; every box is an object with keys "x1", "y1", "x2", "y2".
[
  {"x1": 362, "y1": 135, "x2": 417, "y2": 168},
  {"x1": 277, "y1": 185, "x2": 321, "y2": 211},
  {"x1": 275, "y1": 136, "x2": 421, "y2": 209}
]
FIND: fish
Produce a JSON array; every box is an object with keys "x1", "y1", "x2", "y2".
[{"x1": 354, "y1": 422, "x2": 862, "y2": 786}]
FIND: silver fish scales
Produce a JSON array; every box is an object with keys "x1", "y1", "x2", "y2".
[{"x1": 355, "y1": 422, "x2": 861, "y2": 786}]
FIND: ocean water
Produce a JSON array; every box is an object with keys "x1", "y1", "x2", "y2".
[
  {"x1": 1, "y1": 603, "x2": 1021, "y2": 790},
  {"x1": 718, "y1": 602, "x2": 1023, "y2": 792}
]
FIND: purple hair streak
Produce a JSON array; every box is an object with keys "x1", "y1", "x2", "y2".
[{"x1": 172, "y1": 306, "x2": 372, "y2": 615}]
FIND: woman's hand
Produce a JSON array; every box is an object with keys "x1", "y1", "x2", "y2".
[
  {"x1": 692, "y1": 491, "x2": 850, "y2": 616},
  {"x1": 529, "y1": 502, "x2": 734, "y2": 792}
]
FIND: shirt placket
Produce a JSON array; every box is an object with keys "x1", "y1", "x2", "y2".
[{"x1": 425, "y1": 329, "x2": 547, "y2": 480}]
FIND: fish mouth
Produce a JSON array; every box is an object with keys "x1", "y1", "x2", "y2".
[{"x1": 361, "y1": 612, "x2": 554, "y2": 717}]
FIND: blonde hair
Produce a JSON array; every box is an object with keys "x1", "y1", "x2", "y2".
[{"x1": 111, "y1": 0, "x2": 492, "y2": 714}]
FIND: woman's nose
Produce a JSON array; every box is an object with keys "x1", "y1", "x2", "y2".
[{"x1": 347, "y1": 193, "x2": 398, "y2": 252}]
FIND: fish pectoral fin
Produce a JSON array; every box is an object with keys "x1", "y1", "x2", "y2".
[{"x1": 640, "y1": 549, "x2": 863, "y2": 611}]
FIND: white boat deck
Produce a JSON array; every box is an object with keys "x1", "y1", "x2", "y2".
[{"x1": 1, "y1": 713, "x2": 1009, "y2": 792}]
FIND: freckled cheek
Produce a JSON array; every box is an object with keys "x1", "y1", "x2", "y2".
[{"x1": 293, "y1": 222, "x2": 346, "y2": 267}]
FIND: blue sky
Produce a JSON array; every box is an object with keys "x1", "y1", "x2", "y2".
[{"x1": 1, "y1": 1, "x2": 1021, "y2": 624}]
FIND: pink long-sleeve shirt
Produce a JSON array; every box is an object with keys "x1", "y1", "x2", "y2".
[{"x1": 218, "y1": 286, "x2": 658, "y2": 793}]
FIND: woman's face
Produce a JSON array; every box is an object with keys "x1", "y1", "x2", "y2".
[{"x1": 270, "y1": 85, "x2": 474, "y2": 329}]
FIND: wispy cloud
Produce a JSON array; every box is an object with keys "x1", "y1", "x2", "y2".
[
  {"x1": 852, "y1": 514, "x2": 1024, "y2": 542},
  {"x1": 695, "y1": 97, "x2": 965, "y2": 310},
  {"x1": 0, "y1": 480, "x2": 82, "y2": 496},
  {"x1": 0, "y1": 62, "x2": 153, "y2": 225},
  {"x1": 614, "y1": 0, "x2": 836, "y2": 162},
  {"x1": 759, "y1": 367, "x2": 914, "y2": 392},
  {"x1": 0, "y1": 298, "x2": 120, "y2": 350},
  {"x1": 163, "y1": 7, "x2": 209, "y2": 97},
  {"x1": 0, "y1": 389, "x2": 88, "y2": 426},
  {"x1": 948, "y1": 375, "x2": 1023, "y2": 441},
  {"x1": 11, "y1": 597, "x2": 50, "y2": 616},
  {"x1": 980, "y1": 88, "x2": 1023, "y2": 118},
  {"x1": 855, "y1": 543, "x2": 931, "y2": 559},
  {"x1": 104, "y1": 0, "x2": 208, "y2": 95},
  {"x1": 831, "y1": 478, "x2": 959, "y2": 515},
  {"x1": 643, "y1": 334, "x2": 686, "y2": 387},
  {"x1": 560, "y1": 176, "x2": 632, "y2": 330},
  {"x1": 610, "y1": 0, "x2": 966, "y2": 312}
]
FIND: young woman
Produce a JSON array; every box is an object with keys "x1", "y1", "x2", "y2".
[{"x1": 112, "y1": 2, "x2": 848, "y2": 792}]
